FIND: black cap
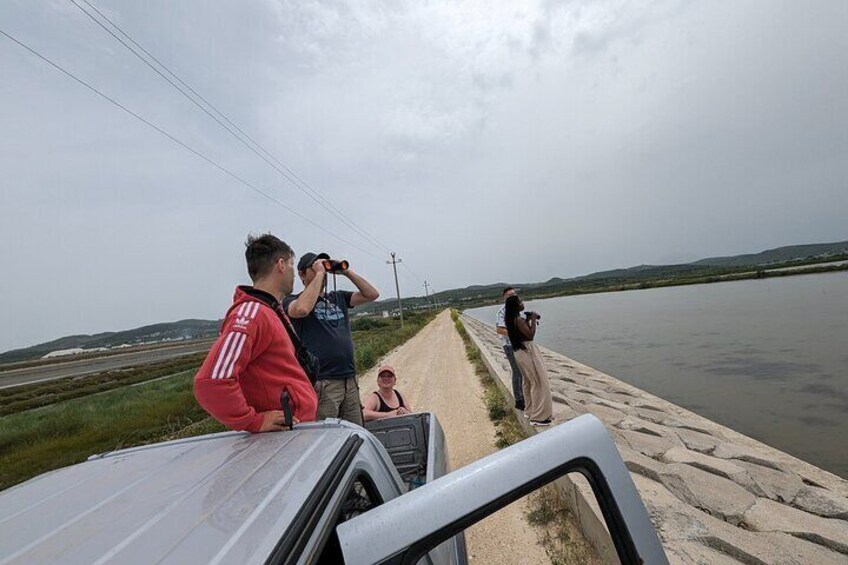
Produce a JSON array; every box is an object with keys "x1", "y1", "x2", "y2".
[{"x1": 297, "y1": 252, "x2": 330, "y2": 272}]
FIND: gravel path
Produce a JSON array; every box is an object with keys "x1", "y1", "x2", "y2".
[{"x1": 359, "y1": 310, "x2": 550, "y2": 565}]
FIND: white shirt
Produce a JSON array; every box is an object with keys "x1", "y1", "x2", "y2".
[{"x1": 496, "y1": 305, "x2": 509, "y2": 347}]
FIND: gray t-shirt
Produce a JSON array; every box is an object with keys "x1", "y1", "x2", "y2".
[
  {"x1": 496, "y1": 305, "x2": 509, "y2": 347},
  {"x1": 283, "y1": 290, "x2": 356, "y2": 379}
]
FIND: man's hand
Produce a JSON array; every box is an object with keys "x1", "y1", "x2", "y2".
[
  {"x1": 311, "y1": 259, "x2": 327, "y2": 276},
  {"x1": 259, "y1": 410, "x2": 299, "y2": 432}
]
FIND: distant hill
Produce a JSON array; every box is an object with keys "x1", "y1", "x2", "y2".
[
  {"x1": 359, "y1": 239, "x2": 848, "y2": 314},
  {"x1": 692, "y1": 241, "x2": 848, "y2": 267},
  {"x1": 0, "y1": 319, "x2": 220, "y2": 364},
  {"x1": 5, "y1": 240, "x2": 846, "y2": 359}
]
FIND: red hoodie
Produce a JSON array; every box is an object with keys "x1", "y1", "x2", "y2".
[{"x1": 194, "y1": 287, "x2": 318, "y2": 432}]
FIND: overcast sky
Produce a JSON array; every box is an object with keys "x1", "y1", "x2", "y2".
[{"x1": 1, "y1": 0, "x2": 846, "y2": 352}]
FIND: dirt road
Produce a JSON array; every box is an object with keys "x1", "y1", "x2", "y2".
[{"x1": 359, "y1": 310, "x2": 550, "y2": 564}]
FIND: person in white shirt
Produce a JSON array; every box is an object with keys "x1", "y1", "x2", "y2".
[{"x1": 496, "y1": 287, "x2": 525, "y2": 411}]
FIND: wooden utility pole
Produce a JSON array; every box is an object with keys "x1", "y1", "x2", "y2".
[{"x1": 387, "y1": 252, "x2": 404, "y2": 327}]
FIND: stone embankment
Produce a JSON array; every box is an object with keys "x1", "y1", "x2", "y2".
[{"x1": 461, "y1": 314, "x2": 848, "y2": 564}]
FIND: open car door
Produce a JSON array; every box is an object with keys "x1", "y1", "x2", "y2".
[{"x1": 337, "y1": 414, "x2": 668, "y2": 565}]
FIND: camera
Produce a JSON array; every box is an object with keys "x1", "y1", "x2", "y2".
[
  {"x1": 524, "y1": 311, "x2": 541, "y2": 321},
  {"x1": 321, "y1": 259, "x2": 349, "y2": 273}
]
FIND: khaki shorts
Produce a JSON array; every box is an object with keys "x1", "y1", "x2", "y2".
[{"x1": 315, "y1": 377, "x2": 363, "y2": 426}]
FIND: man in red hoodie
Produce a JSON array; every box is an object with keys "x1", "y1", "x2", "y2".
[{"x1": 194, "y1": 234, "x2": 318, "y2": 432}]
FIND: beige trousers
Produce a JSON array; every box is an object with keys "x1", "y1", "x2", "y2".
[
  {"x1": 514, "y1": 341, "x2": 553, "y2": 421},
  {"x1": 315, "y1": 377, "x2": 364, "y2": 426}
]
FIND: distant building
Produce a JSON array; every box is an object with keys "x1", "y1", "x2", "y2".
[
  {"x1": 42, "y1": 348, "x2": 86, "y2": 359},
  {"x1": 42, "y1": 347, "x2": 109, "y2": 359}
]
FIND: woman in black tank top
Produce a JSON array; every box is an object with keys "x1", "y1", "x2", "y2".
[{"x1": 362, "y1": 365, "x2": 414, "y2": 422}]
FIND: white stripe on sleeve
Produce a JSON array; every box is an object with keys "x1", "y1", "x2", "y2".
[
  {"x1": 211, "y1": 332, "x2": 237, "y2": 379},
  {"x1": 222, "y1": 333, "x2": 247, "y2": 379},
  {"x1": 249, "y1": 301, "x2": 260, "y2": 319},
  {"x1": 215, "y1": 332, "x2": 245, "y2": 379}
]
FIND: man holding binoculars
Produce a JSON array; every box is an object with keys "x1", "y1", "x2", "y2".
[{"x1": 284, "y1": 251, "x2": 380, "y2": 424}]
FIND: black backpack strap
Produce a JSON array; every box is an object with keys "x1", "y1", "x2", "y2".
[
  {"x1": 235, "y1": 289, "x2": 320, "y2": 385},
  {"x1": 274, "y1": 304, "x2": 320, "y2": 384},
  {"x1": 274, "y1": 304, "x2": 301, "y2": 347}
]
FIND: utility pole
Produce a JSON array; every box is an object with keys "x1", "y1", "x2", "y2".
[
  {"x1": 387, "y1": 252, "x2": 404, "y2": 327},
  {"x1": 423, "y1": 280, "x2": 433, "y2": 311}
]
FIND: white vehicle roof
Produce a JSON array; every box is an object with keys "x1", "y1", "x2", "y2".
[{"x1": 0, "y1": 425, "x2": 361, "y2": 564}]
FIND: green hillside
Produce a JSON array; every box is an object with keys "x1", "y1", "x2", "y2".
[
  {"x1": 359, "y1": 239, "x2": 848, "y2": 314},
  {"x1": 692, "y1": 241, "x2": 848, "y2": 267},
  {"x1": 0, "y1": 319, "x2": 220, "y2": 364}
]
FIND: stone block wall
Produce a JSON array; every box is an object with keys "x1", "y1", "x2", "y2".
[{"x1": 461, "y1": 314, "x2": 848, "y2": 564}]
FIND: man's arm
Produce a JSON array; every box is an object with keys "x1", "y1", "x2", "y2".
[
  {"x1": 286, "y1": 261, "x2": 327, "y2": 319},
  {"x1": 345, "y1": 269, "x2": 380, "y2": 307},
  {"x1": 496, "y1": 308, "x2": 508, "y2": 336}
]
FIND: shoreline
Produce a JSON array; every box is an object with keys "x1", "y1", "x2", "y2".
[
  {"x1": 456, "y1": 260, "x2": 848, "y2": 313},
  {"x1": 466, "y1": 268, "x2": 848, "y2": 478},
  {"x1": 461, "y1": 313, "x2": 848, "y2": 563}
]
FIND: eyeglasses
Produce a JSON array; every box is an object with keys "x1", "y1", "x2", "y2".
[{"x1": 378, "y1": 373, "x2": 395, "y2": 379}]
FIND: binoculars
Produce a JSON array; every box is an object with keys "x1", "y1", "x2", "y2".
[
  {"x1": 524, "y1": 311, "x2": 541, "y2": 321},
  {"x1": 321, "y1": 259, "x2": 349, "y2": 273}
]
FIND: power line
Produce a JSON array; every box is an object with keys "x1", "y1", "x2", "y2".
[
  {"x1": 73, "y1": 0, "x2": 391, "y2": 254},
  {"x1": 69, "y1": 0, "x2": 393, "y2": 255},
  {"x1": 0, "y1": 26, "x2": 382, "y2": 260},
  {"x1": 401, "y1": 261, "x2": 424, "y2": 282}
]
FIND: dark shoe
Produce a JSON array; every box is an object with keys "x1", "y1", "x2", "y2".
[
  {"x1": 514, "y1": 402, "x2": 525, "y2": 411},
  {"x1": 530, "y1": 419, "x2": 552, "y2": 427}
]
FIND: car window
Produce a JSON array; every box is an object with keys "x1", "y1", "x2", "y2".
[{"x1": 315, "y1": 475, "x2": 383, "y2": 565}]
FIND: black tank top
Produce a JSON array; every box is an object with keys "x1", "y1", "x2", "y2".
[{"x1": 374, "y1": 390, "x2": 406, "y2": 412}]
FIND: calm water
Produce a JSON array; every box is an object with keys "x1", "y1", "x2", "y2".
[{"x1": 468, "y1": 271, "x2": 848, "y2": 478}]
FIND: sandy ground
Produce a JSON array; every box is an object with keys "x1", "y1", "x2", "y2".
[{"x1": 359, "y1": 310, "x2": 550, "y2": 565}]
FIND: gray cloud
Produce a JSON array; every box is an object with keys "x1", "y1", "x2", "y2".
[{"x1": 1, "y1": 0, "x2": 846, "y2": 351}]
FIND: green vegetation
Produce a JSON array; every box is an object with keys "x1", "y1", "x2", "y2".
[
  {"x1": 452, "y1": 309, "x2": 597, "y2": 564},
  {"x1": 0, "y1": 354, "x2": 208, "y2": 416},
  {"x1": 526, "y1": 486, "x2": 598, "y2": 565},
  {"x1": 0, "y1": 370, "x2": 210, "y2": 491},
  {"x1": 0, "y1": 311, "x2": 438, "y2": 491}
]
